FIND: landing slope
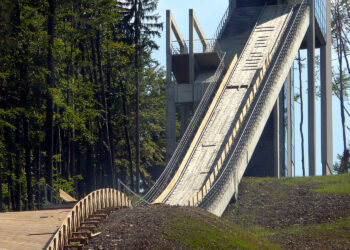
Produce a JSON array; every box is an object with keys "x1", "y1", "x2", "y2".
[
  {"x1": 223, "y1": 174, "x2": 350, "y2": 249},
  {"x1": 85, "y1": 206, "x2": 278, "y2": 249}
]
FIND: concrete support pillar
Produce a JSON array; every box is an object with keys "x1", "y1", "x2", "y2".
[
  {"x1": 320, "y1": 0, "x2": 333, "y2": 175},
  {"x1": 279, "y1": 85, "x2": 286, "y2": 177},
  {"x1": 179, "y1": 103, "x2": 193, "y2": 138},
  {"x1": 189, "y1": 9, "x2": 196, "y2": 110},
  {"x1": 166, "y1": 10, "x2": 176, "y2": 162},
  {"x1": 307, "y1": 0, "x2": 316, "y2": 176},
  {"x1": 286, "y1": 71, "x2": 292, "y2": 177},
  {"x1": 274, "y1": 99, "x2": 280, "y2": 178},
  {"x1": 229, "y1": 0, "x2": 236, "y2": 10}
]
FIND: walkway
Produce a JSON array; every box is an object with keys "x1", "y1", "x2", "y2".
[{"x1": 0, "y1": 209, "x2": 70, "y2": 249}]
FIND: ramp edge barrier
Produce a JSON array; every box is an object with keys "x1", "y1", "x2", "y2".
[
  {"x1": 46, "y1": 188, "x2": 132, "y2": 250},
  {"x1": 198, "y1": 1, "x2": 308, "y2": 213}
]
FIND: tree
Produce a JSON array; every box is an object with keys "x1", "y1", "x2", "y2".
[
  {"x1": 119, "y1": 0, "x2": 162, "y2": 192},
  {"x1": 45, "y1": 0, "x2": 56, "y2": 200},
  {"x1": 332, "y1": 0, "x2": 350, "y2": 173},
  {"x1": 0, "y1": 0, "x2": 165, "y2": 210},
  {"x1": 296, "y1": 51, "x2": 306, "y2": 176}
]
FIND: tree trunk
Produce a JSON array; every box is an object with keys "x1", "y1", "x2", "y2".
[
  {"x1": 106, "y1": 53, "x2": 116, "y2": 185},
  {"x1": 76, "y1": 146, "x2": 82, "y2": 197},
  {"x1": 34, "y1": 144, "x2": 42, "y2": 209},
  {"x1": 297, "y1": 51, "x2": 305, "y2": 176},
  {"x1": 14, "y1": 0, "x2": 33, "y2": 210},
  {"x1": 5, "y1": 128, "x2": 15, "y2": 211},
  {"x1": 14, "y1": 118, "x2": 21, "y2": 211},
  {"x1": 0, "y1": 168, "x2": 2, "y2": 212},
  {"x1": 96, "y1": 29, "x2": 114, "y2": 187},
  {"x1": 45, "y1": 0, "x2": 56, "y2": 199},
  {"x1": 23, "y1": 116, "x2": 33, "y2": 209},
  {"x1": 121, "y1": 81, "x2": 134, "y2": 190},
  {"x1": 134, "y1": 0, "x2": 141, "y2": 193},
  {"x1": 86, "y1": 141, "x2": 93, "y2": 193},
  {"x1": 335, "y1": 1, "x2": 348, "y2": 173}
]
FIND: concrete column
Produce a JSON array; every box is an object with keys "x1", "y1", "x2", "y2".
[
  {"x1": 229, "y1": 0, "x2": 236, "y2": 10},
  {"x1": 320, "y1": 0, "x2": 333, "y2": 175},
  {"x1": 166, "y1": 10, "x2": 176, "y2": 162},
  {"x1": 179, "y1": 103, "x2": 193, "y2": 138},
  {"x1": 189, "y1": 9, "x2": 196, "y2": 109},
  {"x1": 279, "y1": 85, "x2": 286, "y2": 177},
  {"x1": 307, "y1": 0, "x2": 316, "y2": 176},
  {"x1": 273, "y1": 99, "x2": 280, "y2": 178},
  {"x1": 286, "y1": 71, "x2": 292, "y2": 177}
]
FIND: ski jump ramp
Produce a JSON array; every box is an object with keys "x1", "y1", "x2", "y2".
[{"x1": 143, "y1": 3, "x2": 309, "y2": 216}]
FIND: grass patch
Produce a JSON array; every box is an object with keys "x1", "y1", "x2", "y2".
[
  {"x1": 244, "y1": 177, "x2": 276, "y2": 184},
  {"x1": 290, "y1": 216, "x2": 350, "y2": 238},
  {"x1": 243, "y1": 216, "x2": 350, "y2": 240},
  {"x1": 164, "y1": 209, "x2": 280, "y2": 249},
  {"x1": 282, "y1": 173, "x2": 350, "y2": 194}
]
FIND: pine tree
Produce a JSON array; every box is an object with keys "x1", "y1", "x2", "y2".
[{"x1": 119, "y1": 0, "x2": 162, "y2": 192}]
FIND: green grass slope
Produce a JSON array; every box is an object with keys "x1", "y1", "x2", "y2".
[
  {"x1": 164, "y1": 207, "x2": 279, "y2": 249},
  {"x1": 223, "y1": 173, "x2": 350, "y2": 249}
]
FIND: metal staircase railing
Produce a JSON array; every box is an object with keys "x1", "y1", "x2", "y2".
[
  {"x1": 198, "y1": 1, "x2": 308, "y2": 209},
  {"x1": 213, "y1": 4, "x2": 231, "y2": 41},
  {"x1": 116, "y1": 178, "x2": 150, "y2": 206}
]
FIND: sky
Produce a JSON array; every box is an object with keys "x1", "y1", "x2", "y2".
[{"x1": 151, "y1": 0, "x2": 347, "y2": 176}]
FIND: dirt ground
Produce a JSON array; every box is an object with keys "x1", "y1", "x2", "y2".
[
  {"x1": 84, "y1": 204, "x2": 275, "y2": 250},
  {"x1": 84, "y1": 205, "x2": 186, "y2": 250}
]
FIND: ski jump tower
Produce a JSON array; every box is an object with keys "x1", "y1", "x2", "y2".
[
  {"x1": 165, "y1": 0, "x2": 332, "y2": 177},
  {"x1": 141, "y1": 0, "x2": 334, "y2": 216}
]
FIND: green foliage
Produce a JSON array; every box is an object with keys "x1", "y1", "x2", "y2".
[
  {"x1": 53, "y1": 173, "x2": 83, "y2": 198},
  {"x1": 334, "y1": 154, "x2": 350, "y2": 173},
  {"x1": 0, "y1": 0, "x2": 164, "y2": 210}
]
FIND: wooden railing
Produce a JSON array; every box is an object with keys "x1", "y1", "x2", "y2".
[
  {"x1": 188, "y1": 55, "x2": 271, "y2": 206},
  {"x1": 46, "y1": 188, "x2": 132, "y2": 250}
]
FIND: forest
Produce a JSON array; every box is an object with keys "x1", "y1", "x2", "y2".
[
  {"x1": 0, "y1": 0, "x2": 350, "y2": 212},
  {"x1": 0, "y1": 0, "x2": 164, "y2": 211}
]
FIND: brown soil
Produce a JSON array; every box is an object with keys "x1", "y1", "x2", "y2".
[
  {"x1": 84, "y1": 204, "x2": 275, "y2": 250},
  {"x1": 84, "y1": 205, "x2": 187, "y2": 250}
]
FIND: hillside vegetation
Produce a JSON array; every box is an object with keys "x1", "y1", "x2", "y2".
[{"x1": 223, "y1": 173, "x2": 350, "y2": 249}]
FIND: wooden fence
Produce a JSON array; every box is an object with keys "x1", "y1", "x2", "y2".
[{"x1": 46, "y1": 188, "x2": 132, "y2": 250}]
